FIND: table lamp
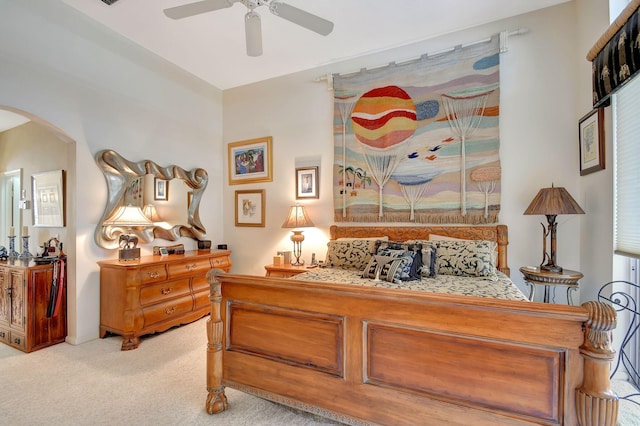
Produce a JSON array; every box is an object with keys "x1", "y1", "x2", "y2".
[
  {"x1": 282, "y1": 204, "x2": 314, "y2": 266},
  {"x1": 524, "y1": 184, "x2": 584, "y2": 273},
  {"x1": 103, "y1": 204, "x2": 153, "y2": 261}
]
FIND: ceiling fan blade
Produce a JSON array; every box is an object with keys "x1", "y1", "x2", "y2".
[
  {"x1": 245, "y1": 11, "x2": 263, "y2": 57},
  {"x1": 269, "y1": 2, "x2": 334, "y2": 36},
  {"x1": 163, "y1": 0, "x2": 236, "y2": 20}
]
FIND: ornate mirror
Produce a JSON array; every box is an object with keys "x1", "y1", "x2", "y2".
[{"x1": 95, "y1": 150, "x2": 208, "y2": 249}]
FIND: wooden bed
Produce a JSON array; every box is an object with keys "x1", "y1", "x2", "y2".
[{"x1": 205, "y1": 225, "x2": 619, "y2": 425}]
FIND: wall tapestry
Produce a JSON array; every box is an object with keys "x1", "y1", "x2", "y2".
[{"x1": 333, "y1": 36, "x2": 501, "y2": 224}]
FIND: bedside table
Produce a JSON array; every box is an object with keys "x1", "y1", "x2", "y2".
[
  {"x1": 264, "y1": 263, "x2": 310, "y2": 278},
  {"x1": 520, "y1": 266, "x2": 583, "y2": 305}
]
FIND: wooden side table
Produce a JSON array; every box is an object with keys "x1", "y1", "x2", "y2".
[
  {"x1": 264, "y1": 263, "x2": 311, "y2": 278},
  {"x1": 520, "y1": 266, "x2": 583, "y2": 305}
]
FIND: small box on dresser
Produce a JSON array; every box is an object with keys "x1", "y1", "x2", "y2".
[{"x1": 97, "y1": 249, "x2": 231, "y2": 350}]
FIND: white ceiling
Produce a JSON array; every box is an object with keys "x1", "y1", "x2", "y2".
[{"x1": 60, "y1": 0, "x2": 570, "y2": 90}]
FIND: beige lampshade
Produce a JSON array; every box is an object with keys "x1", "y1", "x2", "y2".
[
  {"x1": 524, "y1": 185, "x2": 585, "y2": 216},
  {"x1": 142, "y1": 204, "x2": 163, "y2": 223},
  {"x1": 282, "y1": 205, "x2": 314, "y2": 229},
  {"x1": 103, "y1": 205, "x2": 154, "y2": 227}
]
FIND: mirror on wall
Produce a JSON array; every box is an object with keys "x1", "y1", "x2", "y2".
[{"x1": 95, "y1": 150, "x2": 208, "y2": 249}]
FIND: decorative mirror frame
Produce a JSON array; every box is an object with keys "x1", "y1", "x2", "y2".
[{"x1": 95, "y1": 150, "x2": 208, "y2": 249}]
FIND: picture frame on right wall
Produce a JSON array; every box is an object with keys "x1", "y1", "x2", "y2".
[
  {"x1": 578, "y1": 108, "x2": 605, "y2": 176},
  {"x1": 295, "y1": 166, "x2": 319, "y2": 199}
]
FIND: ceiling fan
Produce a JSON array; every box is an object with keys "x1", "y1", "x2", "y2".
[{"x1": 163, "y1": 0, "x2": 334, "y2": 57}]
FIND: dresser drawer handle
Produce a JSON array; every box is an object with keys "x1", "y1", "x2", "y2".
[
  {"x1": 0, "y1": 331, "x2": 5, "y2": 338},
  {"x1": 146, "y1": 271, "x2": 160, "y2": 279},
  {"x1": 160, "y1": 287, "x2": 173, "y2": 295},
  {"x1": 185, "y1": 264, "x2": 197, "y2": 271},
  {"x1": 13, "y1": 336, "x2": 21, "y2": 344},
  {"x1": 165, "y1": 306, "x2": 176, "y2": 315}
]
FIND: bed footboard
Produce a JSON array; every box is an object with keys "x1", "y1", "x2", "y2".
[{"x1": 206, "y1": 269, "x2": 619, "y2": 425}]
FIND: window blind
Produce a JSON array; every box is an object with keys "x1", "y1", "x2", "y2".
[{"x1": 615, "y1": 75, "x2": 640, "y2": 258}]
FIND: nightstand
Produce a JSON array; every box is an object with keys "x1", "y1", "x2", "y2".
[
  {"x1": 264, "y1": 263, "x2": 310, "y2": 278},
  {"x1": 520, "y1": 266, "x2": 583, "y2": 305}
]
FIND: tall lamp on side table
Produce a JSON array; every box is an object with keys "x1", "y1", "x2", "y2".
[
  {"x1": 523, "y1": 184, "x2": 585, "y2": 304},
  {"x1": 282, "y1": 204, "x2": 314, "y2": 266}
]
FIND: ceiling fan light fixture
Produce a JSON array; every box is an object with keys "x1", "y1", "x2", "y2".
[{"x1": 245, "y1": 11, "x2": 263, "y2": 56}]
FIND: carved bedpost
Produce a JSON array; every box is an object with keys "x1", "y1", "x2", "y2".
[
  {"x1": 205, "y1": 268, "x2": 228, "y2": 415},
  {"x1": 576, "y1": 301, "x2": 618, "y2": 426}
]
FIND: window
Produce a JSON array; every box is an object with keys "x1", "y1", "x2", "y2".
[{"x1": 614, "y1": 75, "x2": 640, "y2": 258}]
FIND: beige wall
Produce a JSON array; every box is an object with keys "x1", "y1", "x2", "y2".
[{"x1": 223, "y1": 1, "x2": 613, "y2": 304}]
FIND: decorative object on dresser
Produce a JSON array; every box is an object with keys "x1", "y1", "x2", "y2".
[
  {"x1": 520, "y1": 266, "x2": 583, "y2": 304},
  {"x1": 102, "y1": 204, "x2": 153, "y2": 261},
  {"x1": 97, "y1": 250, "x2": 231, "y2": 350},
  {"x1": 523, "y1": 184, "x2": 584, "y2": 273},
  {"x1": 0, "y1": 258, "x2": 67, "y2": 352},
  {"x1": 281, "y1": 204, "x2": 314, "y2": 265}
]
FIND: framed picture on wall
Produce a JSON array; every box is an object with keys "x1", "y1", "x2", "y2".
[
  {"x1": 578, "y1": 108, "x2": 605, "y2": 176},
  {"x1": 32, "y1": 169, "x2": 66, "y2": 227},
  {"x1": 154, "y1": 178, "x2": 168, "y2": 201},
  {"x1": 235, "y1": 189, "x2": 265, "y2": 227},
  {"x1": 295, "y1": 166, "x2": 319, "y2": 199},
  {"x1": 228, "y1": 136, "x2": 273, "y2": 185}
]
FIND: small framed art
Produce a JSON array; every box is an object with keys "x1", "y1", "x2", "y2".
[
  {"x1": 228, "y1": 136, "x2": 273, "y2": 185},
  {"x1": 32, "y1": 169, "x2": 66, "y2": 227},
  {"x1": 578, "y1": 108, "x2": 605, "y2": 176},
  {"x1": 154, "y1": 178, "x2": 168, "y2": 201},
  {"x1": 235, "y1": 189, "x2": 265, "y2": 227},
  {"x1": 295, "y1": 166, "x2": 319, "y2": 199}
]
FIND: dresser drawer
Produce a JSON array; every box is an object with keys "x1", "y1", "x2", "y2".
[
  {"x1": 139, "y1": 278, "x2": 191, "y2": 306},
  {"x1": 211, "y1": 255, "x2": 231, "y2": 270},
  {"x1": 191, "y1": 275, "x2": 209, "y2": 293},
  {"x1": 0, "y1": 326, "x2": 9, "y2": 344},
  {"x1": 142, "y1": 295, "x2": 193, "y2": 327},
  {"x1": 193, "y1": 289, "x2": 210, "y2": 311},
  {"x1": 140, "y1": 265, "x2": 168, "y2": 284},
  {"x1": 167, "y1": 258, "x2": 211, "y2": 279},
  {"x1": 9, "y1": 331, "x2": 26, "y2": 350}
]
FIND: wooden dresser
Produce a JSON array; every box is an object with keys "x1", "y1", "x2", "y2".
[
  {"x1": 98, "y1": 249, "x2": 231, "y2": 350},
  {"x1": 0, "y1": 259, "x2": 67, "y2": 352}
]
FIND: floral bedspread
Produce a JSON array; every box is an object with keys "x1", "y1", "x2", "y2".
[{"x1": 291, "y1": 268, "x2": 528, "y2": 301}]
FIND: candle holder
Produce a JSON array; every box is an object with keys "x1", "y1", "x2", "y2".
[
  {"x1": 19, "y1": 235, "x2": 33, "y2": 259},
  {"x1": 8, "y1": 236, "x2": 19, "y2": 258}
]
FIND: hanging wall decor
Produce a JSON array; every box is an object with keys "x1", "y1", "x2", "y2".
[{"x1": 333, "y1": 36, "x2": 501, "y2": 224}]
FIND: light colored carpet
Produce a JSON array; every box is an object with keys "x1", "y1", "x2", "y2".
[{"x1": 0, "y1": 318, "x2": 341, "y2": 426}]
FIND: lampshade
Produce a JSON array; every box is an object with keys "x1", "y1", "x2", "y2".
[
  {"x1": 103, "y1": 205, "x2": 154, "y2": 227},
  {"x1": 142, "y1": 204, "x2": 163, "y2": 223},
  {"x1": 282, "y1": 205, "x2": 314, "y2": 229},
  {"x1": 103, "y1": 205, "x2": 152, "y2": 261},
  {"x1": 524, "y1": 185, "x2": 585, "y2": 216}
]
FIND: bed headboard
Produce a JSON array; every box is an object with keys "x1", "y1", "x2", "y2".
[{"x1": 329, "y1": 224, "x2": 510, "y2": 277}]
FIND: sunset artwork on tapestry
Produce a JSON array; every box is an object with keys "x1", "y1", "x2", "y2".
[{"x1": 333, "y1": 36, "x2": 501, "y2": 224}]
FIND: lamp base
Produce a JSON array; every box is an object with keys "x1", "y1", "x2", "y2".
[
  {"x1": 540, "y1": 264, "x2": 563, "y2": 274},
  {"x1": 119, "y1": 247, "x2": 141, "y2": 261}
]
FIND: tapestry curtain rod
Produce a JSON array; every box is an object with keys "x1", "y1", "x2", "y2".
[{"x1": 314, "y1": 28, "x2": 528, "y2": 90}]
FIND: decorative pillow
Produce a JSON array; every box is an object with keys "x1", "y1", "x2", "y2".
[
  {"x1": 432, "y1": 240, "x2": 497, "y2": 277},
  {"x1": 361, "y1": 249, "x2": 408, "y2": 283},
  {"x1": 429, "y1": 235, "x2": 498, "y2": 270},
  {"x1": 376, "y1": 241, "x2": 423, "y2": 281},
  {"x1": 325, "y1": 239, "x2": 381, "y2": 270},
  {"x1": 405, "y1": 240, "x2": 436, "y2": 278}
]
